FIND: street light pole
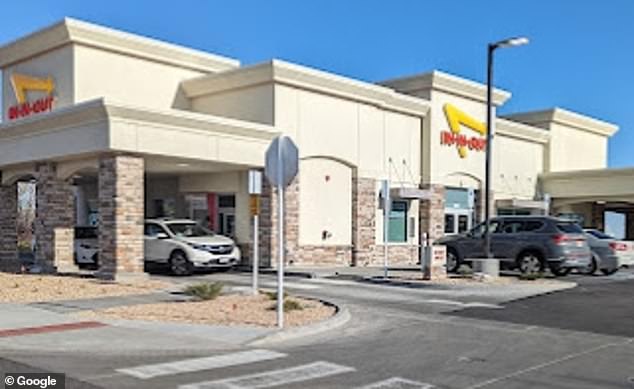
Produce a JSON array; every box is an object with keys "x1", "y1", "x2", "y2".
[
  {"x1": 484, "y1": 44, "x2": 495, "y2": 259},
  {"x1": 484, "y1": 36, "x2": 529, "y2": 260}
]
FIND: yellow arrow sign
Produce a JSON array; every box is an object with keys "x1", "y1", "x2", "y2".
[
  {"x1": 443, "y1": 103, "x2": 487, "y2": 158},
  {"x1": 10, "y1": 73, "x2": 55, "y2": 104}
]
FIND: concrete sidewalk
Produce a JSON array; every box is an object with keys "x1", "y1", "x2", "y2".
[{"x1": 0, "y1": 299, "x2": 272, "y2": 355}]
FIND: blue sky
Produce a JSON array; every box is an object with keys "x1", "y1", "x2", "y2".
[
  {"x1": 1, "y1": 0, "x2": 632, "y2": 166},
  {"x1": 0, "y1": 0, "x2": 631, "y2": 236}
]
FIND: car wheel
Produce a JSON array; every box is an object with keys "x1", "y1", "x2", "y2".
[
  {"x1": 581, "y1": 255, "x2": 598, "y2": 275},
  {"x1": 550, "y1": 265, "x2": 571, "y2": 277},
  {"x1": 600, "y1": 268, "x2": 618, "y2": 276},
  {"x1": 169, "y1": 251, "x2": 193, "y2": 276},
  {"x1": 446, "y1": 248, "x2": 461, "y2": 273},
  {"x1": 517, "y1": 252, "x2": 544, "y2": 276}
]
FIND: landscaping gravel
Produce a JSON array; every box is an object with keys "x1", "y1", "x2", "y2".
[
  {"x1": 0, "y1": 273, "x2": 171, "y2": 303},
  {"x1": 78, "y1": 294, "x2": 336, "y2": 328}
]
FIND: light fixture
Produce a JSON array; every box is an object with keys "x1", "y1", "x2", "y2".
[
  {"x1": 177, "y1": 163, "x2": 190, "y2": 167},
  {"x1": 493, "y1": 36, "x2": 530, "y2": 49}
]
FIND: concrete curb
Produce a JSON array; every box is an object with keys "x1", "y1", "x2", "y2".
[
  {"x1": 247, "y1": 300, "x2": 350, "y2": 346},
  {"x1": 233, "y1": 267, "x2": 317, "y2": 279}
]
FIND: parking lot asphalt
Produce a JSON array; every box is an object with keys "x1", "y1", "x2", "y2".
[
  {"x1": 2, "y1": 268, "x2": 634, "y2": 389},
  {"x1": 450, "y1": 272, "x2": 634, "y2": 338}
]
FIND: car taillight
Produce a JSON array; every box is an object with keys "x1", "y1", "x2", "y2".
[
  {"x1": 609, "y1": 242, "x2": 628, "y2": 251},
  {"x1": 553, "y1": 234, "x2": 585, "y2": 245}
]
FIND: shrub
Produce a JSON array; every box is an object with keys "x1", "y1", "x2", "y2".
[
  {"x1": 457, "y1": 265, "x2": 474, "y2": 277},
  {"x1": 519, "y1": 272, "x2": 544, "y2": 281},
  {"x1": 283, "y1": 299, "x2": 303, "y2": 312},
  {"x1": 261, "y1": 290, "x2": 289, "y2": 301},
  {"x1": 184, "y1": 282, "x2": 224, "y2": 301},
  {"x1": 268, "y1": 299, "x2": 303, "y2": 312}
]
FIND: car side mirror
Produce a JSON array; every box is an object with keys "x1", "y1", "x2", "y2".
[{"x1": 156, "y1": 232, "x2": 169, "y2": 239}]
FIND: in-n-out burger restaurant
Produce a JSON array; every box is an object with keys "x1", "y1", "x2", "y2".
[{"x1": 0, "y1": 18, "x2": 633, "y2": 280}]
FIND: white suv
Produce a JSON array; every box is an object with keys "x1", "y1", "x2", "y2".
[{"x1": 144, "y1": 219, "x2": 241, "y2": 275}]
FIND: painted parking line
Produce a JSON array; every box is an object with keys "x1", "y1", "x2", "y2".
[
  {"x1": 0, "y1": 321, "x2": 106, "y2": 338},
  {"x1": 178, "y1": 361, "x2": 355, "y2": 389},
  {"x1": 117, "y1": 349, "x2": 287, "y2": 379},
  {"x1": 357, "y1": 377, "x2": 434, "y2": 389}
]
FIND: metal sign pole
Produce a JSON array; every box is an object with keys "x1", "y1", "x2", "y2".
[
  {"x1": 276, "y1": 147, "x2": 285, "y2": 329},
  {"x1": 382, "y1": 180, "x2": 390, "y2": 279},
  {"x1": 252, "y1": 212, "x2": 259, "y2": 295},
  {"x1": 264, "y1": 135, "x2": 297, "y2": 329},
  {"x1": 248, "y1": 171, "x2": 263, "y2": 296}
]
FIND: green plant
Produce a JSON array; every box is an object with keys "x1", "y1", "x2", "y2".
[
  {"x1": 268, "y1": 299, "x2": 303, "y2": 312},
  {"x1": 184, "y1": 282, "x2": 224, "y2": 301},
  {"x1": 519, "y1": 272, "x2": 544, "y2": 281},
  {"x1": 457, "y1": 265, "x2": 474, "y2": 277},
  {"x1": 261, "y1": 290, "x2": 289, "y2": 301}
]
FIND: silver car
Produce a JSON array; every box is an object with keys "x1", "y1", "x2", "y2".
[{"x1": 582, "y1": 229, "x2": 634, "y2": 275}]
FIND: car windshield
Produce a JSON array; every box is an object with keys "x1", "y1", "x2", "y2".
[
  {"x1": 586, "y1": 229, "x2": 614, "y2": 240},
  {"x1": 556, "y1": 222, "x2": 583, "y2": 234},
  {"x1": 166, "y1": 223, "x2": 214, "y2": 238}
]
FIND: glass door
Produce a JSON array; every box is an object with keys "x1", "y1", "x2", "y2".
[{"x1": 444, "y1": 209, "x2": 472, "y2": 235}]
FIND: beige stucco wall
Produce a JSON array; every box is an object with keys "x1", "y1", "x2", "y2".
[
  {"x1": 189, "y1": 84, "x2": 274, "y2": 124},
  {"x1": 299, "y1": 158, "x2": 352, "y2": 245},
  {"x1": 74, "y1": 45, "x2": 207, "y2": 110},
  {"x1": 547, "y1": 122, "x2": 608, "y2": 172},
  {"x1": 274, "y1": 84, "x2": 421, "y2": 182},
  {"x1": 2, "y1": 45, "x2": 74, "y2": 121},
  {"x1": 274, "y1": 84, "x2": 422, "y2": 247},
  {"x1": 493, "y1": 133, "x2": 543, "y2": 200}
]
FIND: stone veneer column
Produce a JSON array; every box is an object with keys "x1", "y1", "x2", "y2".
[
  {"x1": 419, "y1": 184, "x2": 446, "y2": 243},
  {"x1": 0, "y1": 182, "x2": 20, "y2": 272},
  {"x1": 351, "y1": 173, "x2": 376, "y2": 266},
  {"x1": 97, "y1": 154, "x2": 145, "y2": 280},
  {"x1": 268, "y1": 175, "x2": 299, "y2": 268},
  {"x1": 242, "y1": 179, "x2": 273, "y2": 268},
  {"x1": 34, "y1": 163, "x2": 76, "y2": 273}
]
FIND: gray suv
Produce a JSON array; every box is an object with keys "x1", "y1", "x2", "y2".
[{"x1": 437, "y1": 216, "x2": 591, "y2": 276}]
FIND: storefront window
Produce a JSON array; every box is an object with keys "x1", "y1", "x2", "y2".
[
  {"x1": 388, "y1": 201, "x2": 408, "y2": 242},
  {"x1": 445, "y1": 214, "x2": 456, "y2": 234},
  {"x1": 458, "y1": 214, "x2": 469, "y2": 233}
]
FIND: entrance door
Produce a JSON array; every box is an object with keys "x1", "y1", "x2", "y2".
[
  {"x1": 217, "y1": 194, "x2": 236, "y2": 238},
  {"x1": 444, "y1": 209, "x2": 472, "y2": 235}
]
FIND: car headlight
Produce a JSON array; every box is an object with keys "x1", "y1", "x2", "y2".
[{"x1": 186, "y1": 242, "x2": 207, "y2": 250}]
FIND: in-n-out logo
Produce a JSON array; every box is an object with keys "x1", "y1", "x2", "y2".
[
  {"x1": 7, "y1": 73, "x2": 55, "y2": 120},
  {"x1": 440, "y1": 103, "x2": 487, "y2": 158}
]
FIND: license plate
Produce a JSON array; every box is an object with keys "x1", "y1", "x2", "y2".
[{"x1": 218, "y1": 258, "x2": 230, "y2": 264}]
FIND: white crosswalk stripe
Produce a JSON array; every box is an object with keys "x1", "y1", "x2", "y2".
[
  {"x1": 117, "y1": 349, "x2": 286, "y2": 379},
  {"x1": 357, "y1": 377, "x2": 434, "y2": 389},
  {"x1": 178, "y1": 361, "x2": 355, "y2": 389}
]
